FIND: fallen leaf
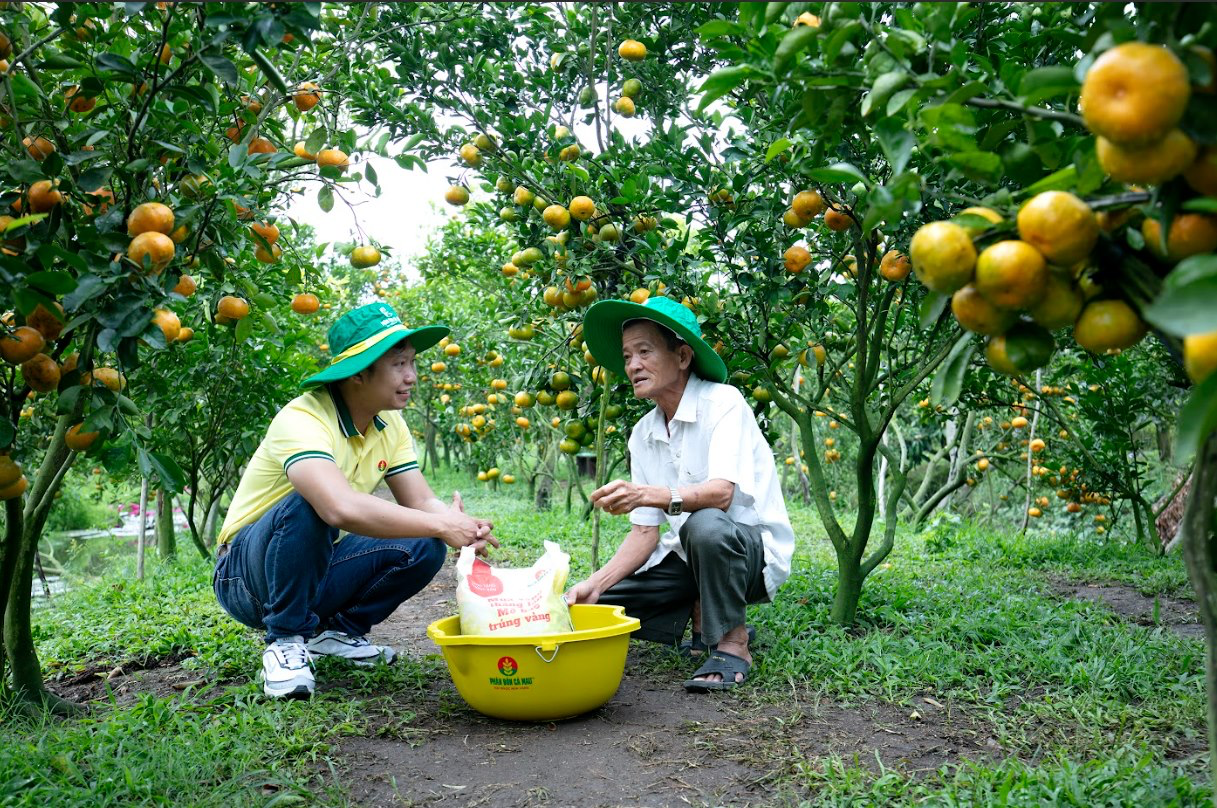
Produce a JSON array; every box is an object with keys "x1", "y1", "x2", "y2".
[{"x1": 922, "y1": 696, "x2": 943, "y2": 708}]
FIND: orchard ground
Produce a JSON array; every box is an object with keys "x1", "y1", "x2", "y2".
[{"x1": 2, "y1": 468, "x2": 1207, "y2": 807}]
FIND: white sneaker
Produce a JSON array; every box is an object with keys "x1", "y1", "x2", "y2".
[
  {"x1": 307, "y1": 630, "x2": 397, "y2": 667},
  {"x1": 261, "y1": 636, "x2": 314, "y2": 699}
]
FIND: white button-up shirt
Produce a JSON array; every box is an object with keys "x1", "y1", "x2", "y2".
[{"x1": 627, "y1": 373, "x2": 795, "y2": 600}]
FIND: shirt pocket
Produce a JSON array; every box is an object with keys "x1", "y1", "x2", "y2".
[{"x1": 679, "y1": 459, "x2": 708, "y2": 484}]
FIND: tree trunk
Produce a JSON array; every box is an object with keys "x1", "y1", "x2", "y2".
[
  {"x1": 1180, "y1": 433, "x2": 1217, "y2": 796},
  {"x1": 830, "y1": 550, "x2": 864, "y2": 626},
  {"x1": 156, "y1": 490, "x2": 176, "y2": 560},
  {"x1": 204, "y1": 493, "x2": 222, "y2": 546}
]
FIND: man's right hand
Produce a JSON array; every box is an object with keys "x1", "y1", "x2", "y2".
[
  {"x1": 565, "y1": 579, "x2": 601, "y2": 606},
  {"x1": 438, "y1": 511, "x2": 499, "y2": 554}
]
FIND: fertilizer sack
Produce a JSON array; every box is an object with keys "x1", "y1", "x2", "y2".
[{"x1": 456, "y1": 541, "x2": 575, "y2": 636}]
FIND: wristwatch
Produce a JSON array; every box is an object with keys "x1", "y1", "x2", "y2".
[{"x1": 667, "y1": 487, "x2": 683, "y2": 516}]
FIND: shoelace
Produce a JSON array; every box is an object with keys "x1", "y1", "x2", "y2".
[{"x1": 273, "y1": 641, "x2": 312, "y2": 669}]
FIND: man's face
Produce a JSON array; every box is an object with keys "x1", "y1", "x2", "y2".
[
  {"x1": 357, "y1": 340, "x2": 417, "y2": 410},
  {"x1": 621, "y1": 321, "x2": 690, "y2": 401}
]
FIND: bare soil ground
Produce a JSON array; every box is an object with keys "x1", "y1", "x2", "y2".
[{"x1": 1045, "y1": 574, "x2": 1202, "y2": 639}]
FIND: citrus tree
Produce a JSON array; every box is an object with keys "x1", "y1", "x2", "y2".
[{"x1": 0, "y1": 1, "x2": 390, "y2": 711}]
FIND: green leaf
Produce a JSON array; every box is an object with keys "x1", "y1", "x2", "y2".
[
  {"x1": 24, "y1": 270, "x2": 76, "y2": 295},
  {"x1": 116, "y1": 394, "x2": 140, "y2": 417},
  {"x1": 886, "y1": 87, "x2": 919, "y2": 117},
  {"x1": 96, "y1": 52, "x2": 140, "y2": 79},
  {"x1": 1176, "y1": 371, "x2": 1217, "y2": 463},
  {"x1": 919, "y1": 291, "x2": 948, "y2": 328},
  {"x1": 862, "y1": 70, "x2": 907, "y2": 118},
  {"x1": 305, "y1": 128, "x2": 328, "y2": 155},
  {"x1": 806, "y1": 162, "x2": 867, "y2": 186},
  {"x1": 943, "y1": 81, "x2": 989, "y2": 107},
  {"x1": 696, "y1": 65, "x2": 756, "y2": 112},
  {"x1": 249, "y1": 47, "x2": 288, "y2": 93},
  {"x1": 235, "y1": 313, "x2": 254, "y2": 342},
  {"x1": 38, "y1": 50, "x2": 86, "y2": 70},
  {"x1": 317, "y1": 185, "x2": 334, "y2": 213},
  {"x1": 774, "y1": 25, "x2": 820, "y2": 74},
  {"x1": 947, "y1": 150, "x2": 1002, "y2": 182},
  {"x1": 55, "y1": 385, "x2": 86, "y2": 416},
  {"x1": 1143, "y1": 255, "x2": 1217, "y2": 336},
  {"x1": 1182, "y1": 197, "x2": 1217, "y2": 214},
  {"x1": 930, "y1": 334, "x2": 974, "y2": 405},
  {"x1": 765, "y1": 138, "x2": 792, "y2": 162},
  {"x1": 0, "y1": 420, "x2": 12, "y2": 449},
  {"x1": 1020, "y1": 165, "x2": 1078, "y2": 197},
  {"x1": 139, "y1": 448, "x2": 188, "y2": 494},
  {"x1": 875, "y1": 117, "x2": 915, "y2": 175},
  {"x1": 697, "y1": 19, "x2": 747, "y2": 38},
  {"x1": 1017, "y1": 66, "x2": 1079, "y2": 105},
  {"x1": 77, "y1": 166, "x2": 112, "y2": 192},
  {"x1": 365, "y1": 161, "x2": 378, "y2": 187}
]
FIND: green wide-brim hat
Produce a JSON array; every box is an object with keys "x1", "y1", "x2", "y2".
[
  {"x1": 583, "y1": 296, "x2": 727, "y2": 383},
  {"x1": 301, "y1": 301, "x2": 449, "y2": 387}
]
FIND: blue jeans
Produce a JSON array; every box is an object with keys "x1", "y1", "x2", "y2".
[{"x1": 213, "y1": 492, "x2": 447, "y2": 642}]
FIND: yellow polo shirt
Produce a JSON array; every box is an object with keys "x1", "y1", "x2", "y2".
[{"x1": 217, "y1": 386, "x2": 419, "y2": 544}]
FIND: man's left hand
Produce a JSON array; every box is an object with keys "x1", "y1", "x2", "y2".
[{"x1": 590, "y1": 480, "x2": 654, "y2": 515}]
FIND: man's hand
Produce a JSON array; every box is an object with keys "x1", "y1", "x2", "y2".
[
  {"x1": 437, "y1": 511, "x2": 500, "y2": 554},
  {"x1": 565, "y1": 579, "x2": 601, "y2": 606},
  {"x1": 589, "y1": 480, "x2": 655, "y2": 515},
  {"x1": 447, "y1": 490, "x2": 497, "y2": 554}
]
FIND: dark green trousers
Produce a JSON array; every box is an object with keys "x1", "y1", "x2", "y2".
[{"x1": 597, "y1": 509, "x2": 769, "y2": 647}]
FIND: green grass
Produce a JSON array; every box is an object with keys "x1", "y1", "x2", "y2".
[{"x1": 5, "y1": 476, "x2": 1210, "y2": 806}]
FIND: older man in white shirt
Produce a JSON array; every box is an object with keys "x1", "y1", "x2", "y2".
[{"x1": 567, "y1": 296, "x2": 794, "y2": 691}]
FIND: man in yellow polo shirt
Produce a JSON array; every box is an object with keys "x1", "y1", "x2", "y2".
[{"x1": 214, "y1": 302, "x2": 497, "y2": 699}]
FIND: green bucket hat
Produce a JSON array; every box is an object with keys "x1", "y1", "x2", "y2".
[
  {"x1": 301, "y1": 302, "x2": 449, "y2": 388},
  {"x1": 583, "y1": 296, "x2": 727, "y2": 384}
]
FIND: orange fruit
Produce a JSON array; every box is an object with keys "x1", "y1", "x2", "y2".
[
  {"x1": 974, "y1": 240, "x2": 1048, "y2": 310},
  {"x1": 316, "y1": 149, "x2": 349, "y2": 172},
  {"x1": 173, "y1": 274, "x2": 197, "y2": 297},
  {"x1": 176, "y1": 327, "x2": 194, "y2": 343},
  {"x1": 255, "y1": 243, "x2": 283, "y2": 264},
  {"x1": 350, "y1": 246, "x2": 381, "y2": 268},
  {"x1": 247, "y1": 137, "x2": 275, "y2": 155},
  {"x1": 127, "y1": 202, "x2": 175, "y2": 236},
  {"x1": 985, "y1": 336, "x2": 1021, "y2": 375},
  {"x1": 65, "y1": 423, "x2": 99, "y2": 451},
  {"x1": 1, "y1": 325, "x2": 46, "y2": 364},
  {"x1": 1073, "y1": 299, "x2": 1146, "y2": 353},
  {"x1": 431, "y1": 361, "x2": 447, "y2": 373},
  {"x1": 614, "y1": 96, "x2": 636, "y2": 117},
  {"x1": 1142, "y1": 214, "x2": 1217, "y2": 262},
  {"x1": 555, "y1": 390, "x2": 578, "y2": 410},
  {"x1": 66, "y1": 85, "x2": 96, "y2": 113},
  {"x1": 169, "y1": 224, "x2": 189, "y2": 244},
  {"x1": 824, "y1": 208, "x2": 851, "y2": 231},
  {"x1": 1016, "y1": 191, "x2": 1097, "y2": 266},
  {"x1": 1095, "y1": 129, "x2": 1196, "y2": 185},
  {"x1": 27, "y1": 180, "x2": 63, "y2": 213},
  {"x1": 128, "y1": 231, "x2": 175, "y2": 273},
  {"x1": 250, "y1": 221, "x2": 280, "y2": 244},
  {"x1": 291, "y1": 293, "x2": 320, "y2": 314},
  {"x1": 618, "y1": 39, "x2": 647, "y2": 61},
  {"x1": 783, "y1": 208, "x2": 810, "y2": 228},
  {"x1": 217, "y1": 295, "x2": 250, "y2": 321},
  {"x1": 20, "y1": 353, "x2": 59, "y2": 392},
  {"x1": 783, "y1": 245, "x2": 812, "y2": 274},
  {"x1": 85, "y1": 367, "x2": 126, "y2": 391},
  {"x1": 0, "y1": 474, "x2": 27, "y2": 501},
  {"x1": 444, "y1": 185, "x2": 469, "y2": 206},
  {"x1": 225, "y1": 124, "x2": 244, "y2": 143},
  {"x1": 951, "y1": 285, "x2": 1017, "y2": 336},
  {"x1": 233, "y1": 201, "x2": 254, "y2": 220},
  {"x1": 459, "y1": 143, "x2": 481, "y2": 166},
  {"x1": 910, "y1": 221, "x2": 977, "y2": 294},
  {"x1": 0, "y1": 456, "x2": 21, "y2": 488},
  {"x1": 879, "y1": 250, "x2": 911, "y2": 282},
  {"x1": 23, "y1": 135, "x2": 55, "y2": 160},
  {"x1": 543, "y1": 204, "x2": 571, "y2": 230},
  {"x1": 1080, "y1": 43, "x2": 1190, "y2": 145},
  {"x1": 152, "y1": 308, "x2": 181, "y2": 342},
  {"x1": 59, "y1": 352, "x2": 78, "y2": 375},
  {"x1": 569, "y1": 196, "x2": 595, "y2": 221},
  {"x1": 292, "y1": 82, "x2": 321, "y2": 112},
  {"x1": 293, "y1": 141, "x2": 316, "y2": 160},
  {"x1": 1184, "y1": 146, "x2": 1217, "y2": 197},
  {"x1": 1027, "y1": 272, "x2": 1084, "y2": 331},
  {"x1": 26, "y1": 302, "x2": 65, "y2": 341},
  {"x1": 629, "y1": 288, "x2": 650, "y2": 304},
  {"x1": 1183, "y1": 330, "x2": 1217, "y2": 383},
  {"x1": 158, "y1": 43, "x2": 172, "y2": 65},
  {"x1": 792, "y1": 190, "x2": 825, "y2": 220}
]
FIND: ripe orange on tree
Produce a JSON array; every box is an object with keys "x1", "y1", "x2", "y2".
[
  {"x1": 255, "y1": 243, "x2": 283, "y2": 263},
  {"x1": 152, "y1": 308, "x2": 181, "y2": 342},
  {"x1": 176, "y1": 327, "x2": 194, "y2": 343},
  {"x1": 293, "y1": 141, "x2": 316, "y2": 160},
  {"x1": 613, "y1": 97, "x2": 636, "y2": 117},
  {"x1": 22, "y1": 135, "x2": 54, "y2": 161},
  {"x1": 910, "y1": 220, "x2": 977, "y2": 294},
  {"x1": 127, "y1": 201, "x2": 175, "y2": 236},
  {"x1": 1095, "y1": 129, "x2": 1196, "y2": 185},
  {"x1": 1028, "y1": 272, "x2": 1084, "y2": 331},
  {"x1": 1183, "y1": 330, "x2": 1217, "y2": 383},
  {"x1": 216, "y1": 295, "x2": 250, "y2": 322},
  {"x1": 1016, "y1": 191, "x2": 1097, "y2": 266},
  {"x1": 618, "y1": 39, "x2": 647, "y2": 61},
  {"x1": 84, "y1": 367, "x2": 126, "y2": 391},
  {"x1": 879, "y1": 250, "x2": 911, "y2": 282},
  {"x1": 0, "y1": 456, "x2": 22, "y2": 489},
  {"x1": 27, "y1": 180, "x2": 63, "y2": 213},
  {"x1": 350, "y1": 246, "x2": 381, "y2": 268},
  {"x1": 951, "y1": 285, "x2": 1016, "y2": 336},
  {"x1": 792, "y1": 190, "x2": 825, "y2": 220},
  {"x1": 824, "y1": 207, "x2": 851, "y2": 231},
  {"x1": 250, "y1": 221, "x2": 280, "y2": 244},
  {"x1": 316, "y1": 149, "x2": 349, "y2": 172},
  {"x1": 64, "y1": 423, "x2": 100, "y2": 452},
  {"x1": 26, "y1": 302, "x2": 65, "y2": 341},
  {"x1": 445, "y1": 185, "x2": 469, "y2": 206},
  {"x1": 0, "y1": 474, "x2": 27, "y2": 501},
  {"x1": 173, "y1": 274, "x2": 197, "y2": 297},
  {"x1": 1142, "y1": 214, "x2": 1217, "y2": 262},
  {"x1": 783, "y1": 245, "x2": 811, "y2": 274},
  {"x1": 20, "y1": 353, "x2": 59, "y2": 392},
  {"x1": 1073, "y1": 299, "x2": 1146, "y2": 354},
  {"x1": 1, "y1": 326, "x2": 46, "y2": 364},
  {"x1": 974, "y1": 240, "x2": 1048, "y2": 310},
  {"x1": 1080, "y1": 42, "x2": 1190, "y2": 146},
  {"x1": 291, "y1": 293, "x2": 320, "y2": 315},
  {"x1": 247, "y1": 137, "x2": 275, "y2": 155},
  {"x1": 293, "y1": 82, "x2": 322, "y2": 112},
  {"x1": 128, "y1": 231, "x2": 175, "y2": 273},
  {"x1": 570, "y1": 196, "x2": 595, "y2": 220}
]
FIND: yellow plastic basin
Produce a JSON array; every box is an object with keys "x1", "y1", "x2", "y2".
[{"x1": 427, "y1": 604, "x2": 640, "y2": 721}]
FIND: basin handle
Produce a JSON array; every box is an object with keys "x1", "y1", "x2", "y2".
[{"x1": 535, "y1": 644, "x2": 560, "y2": 663}]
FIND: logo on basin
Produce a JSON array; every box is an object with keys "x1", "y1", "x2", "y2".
[{"x1": 497, "y1": 656, "x2": 517, "y2": 677}]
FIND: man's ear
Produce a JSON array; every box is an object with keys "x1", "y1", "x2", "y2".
[{"x1": 679, "y1": 344, "x2": 694, "y2": 370}]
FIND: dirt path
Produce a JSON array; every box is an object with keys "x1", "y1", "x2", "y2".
[
  {"x1": 1046, "y1": 575, "x2": 1202, "y2": 639},
  {"x1": 340, "y1": 563, "x2": 995, "y2": 807}
]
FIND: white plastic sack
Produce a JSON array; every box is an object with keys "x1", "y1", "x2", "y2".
[{"x1": 456, "y1": 540, "x2": 575, "y2": 636}]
